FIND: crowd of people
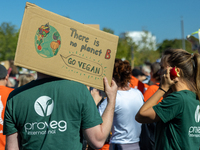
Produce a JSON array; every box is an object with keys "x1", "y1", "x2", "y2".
[
  {"x1": 87, "y1": 49, "x2": 200, "y2": 150},
  {"x1": 0, "y1": 48, "x2": 199, "y2": 150}
]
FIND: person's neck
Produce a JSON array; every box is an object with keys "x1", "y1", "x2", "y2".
[
  {"x1": 0, "y1": 80, "x2": 6, "y2": 86},
  {"x1": 37, "y1": 72, "x2": 53, "y2": 80},
  {"x1": 118, "y1": 86, "x2": 130, "y2": 91},
  {"x1": 172, "y1": 81, "x2": 190, "y2": 92}
]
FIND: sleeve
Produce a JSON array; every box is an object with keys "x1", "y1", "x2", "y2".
[
  {"x1": 3, "y1": 98, "x2": 18, "y2": 135},
  {"x1": 81, "y1": 87, "x2": 103, "y2": 129},
  {"x1": 153, "y1": 92, "x2": 184, "y2": 123}
]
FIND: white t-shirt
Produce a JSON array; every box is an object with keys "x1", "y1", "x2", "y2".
[{"x1": 98, "y1": 88, "x2": 144, "y2": 144}]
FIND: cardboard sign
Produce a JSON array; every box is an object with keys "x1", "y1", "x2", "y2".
[
  {"x1": 86, "y1": 24, "x2": 100, "y2": 30},
  {"x1": 0, "y1": 60, "x2": 9, "y2": 69},
  {"x1": 14, "y1": 2, "x2": 119, "y2": 90}
]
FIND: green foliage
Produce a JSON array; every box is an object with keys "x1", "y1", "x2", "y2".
[
  {"x1": 0, "y1": 23, "x2": 197, "y2": 68},
  {"x1": 134, "y1": 31, "x2": 160, "y2": 66},
  {"x1": 103, "y1": 27, "x2": 133, "y2": 63},
  {"x1": 157, "y1": 39, "x2": 194, "y2": 56},
  {"x1": 134, "y1": 49, "x2": 160, "y2": 66},
  {"x1": 116, "y1": 31, "x2": 160, "y2": 67},
  {"x1": 102, "y1": 28, "x2": 114, "y2": 34},
  {"x1": 116, "y1": 36, "x2": 134, "y2": 61},
  {"x1": 0, "y1": 22, "x2": 19, "y2": 61}
]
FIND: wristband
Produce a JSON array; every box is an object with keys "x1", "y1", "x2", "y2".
[{"x1": 159, "y1": 87, "x2": 167, "y2": 93}]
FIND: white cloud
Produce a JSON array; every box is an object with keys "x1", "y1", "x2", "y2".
[{"x1": 126, "y1": 31, "x2": 157, "y2": 50}]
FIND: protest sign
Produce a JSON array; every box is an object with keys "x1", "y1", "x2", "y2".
[
  {"x1": 86, "y1": 24, "x2": 100, "y2": 30},
  {"x1": 14, "y1": 2, "x2": 119, "y2": 90}
]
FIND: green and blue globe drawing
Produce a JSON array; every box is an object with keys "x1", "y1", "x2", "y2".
[{"x1": 34, "y1": 23, "x2": 61, "y2": 58}]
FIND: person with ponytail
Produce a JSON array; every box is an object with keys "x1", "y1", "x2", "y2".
[{"x1": 136, "y1": 48, "x2": 200, "y2": 150}]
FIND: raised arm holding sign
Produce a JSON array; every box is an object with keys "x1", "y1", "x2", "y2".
[{"x1": 4, "y1": 2, "x2": 118, "y2": 150}]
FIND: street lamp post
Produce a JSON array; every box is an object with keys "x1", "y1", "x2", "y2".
[
  {"x1": 181, "y1": 17, "x2": 185, "y2": 50},
  {"x1": 131, "y1": 45, "x2": 134, "y2": 69}
]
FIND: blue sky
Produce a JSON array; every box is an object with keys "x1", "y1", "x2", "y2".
[{"x1": 1, "y1": 0, "x2": 200, "y2": 44}]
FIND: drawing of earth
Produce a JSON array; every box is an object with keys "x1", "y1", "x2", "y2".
[{"x1": 34, "y1": 23, "x2": 61, "y2": 58}]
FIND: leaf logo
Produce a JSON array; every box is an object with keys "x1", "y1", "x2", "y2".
[
  {"x1": 34, "y1": 96, "x2": 54, "y2": 117},
  {"x1": 195, "y1": 105, "x2": 200, "y2": 123}
]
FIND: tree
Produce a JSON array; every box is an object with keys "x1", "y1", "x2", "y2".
[
  {"x1": 133, "y1": 31, "x2": 160, "y2": 66},
  {"x1": 102, "y1": 28, "x2": 134, "y2": 61},
  {"x1": 102, "y1": 29, "x2": 161, "y2": 67},
  {"x1": 0, "y1": 22, "x2": 19, "y2": 61},
  {"x1": 116, "y1": 31, "x2": 160, "y2": 67},
  {"x1": 116, "y1": 34, "x2": 135, "y2": 62},
  {"x1": 157, "y1": 39, "x2": 194, "y2": 56},
  {"x1": 102, "y1": 28, "x2": 114, "y2": 34},
  {"x1": 103, "y1": 27, "x2": 134, "y2": 62}
]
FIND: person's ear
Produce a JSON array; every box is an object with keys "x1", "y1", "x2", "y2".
[{"x1": 173, "y1": 76, "x2": 179, "y2": 83}]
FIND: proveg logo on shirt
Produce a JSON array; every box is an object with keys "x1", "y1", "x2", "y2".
[
  {"x1": 188, "y1": 105, "x2": 200, "y2": 137},
  {"x1": 24, "y1": 96, "x2": 67, "y2": 135},
  {"x1": 195, "y1": 105, "x2": 200, "y2": 123},
  {"x1": 34, "y1": 96, "x2": 54, "y2": 117}
]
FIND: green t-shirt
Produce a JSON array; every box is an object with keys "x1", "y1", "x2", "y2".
[
  {"x1": 3, "y1": 77, "x2": 102, "y2": 150},
  {"x1": 153, "y1": 90, "x2": 200, "y2": 150}
]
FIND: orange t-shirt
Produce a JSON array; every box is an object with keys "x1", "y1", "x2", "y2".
[
  {"x1": 97, "y1": 143, "x2": 110, "y2": 150},
  {"x1": 129, "y1": 76, "x2": 149, "y2": 94},
  {"x1": 143, "y1": 83, "x2": 163, "y2": 103},
  {"x1": 0, "y1": 86, "x2": 14, "y2": 149}
]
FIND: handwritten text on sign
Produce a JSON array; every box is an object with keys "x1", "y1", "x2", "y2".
[
  {"x1": 60, "y1": 28, "x2": 111, "y2": 78},
  {"x1": 69, "y1": 28, "x2": 111, "y2": 59},
  {"x1": 61, "y1": 54, "x2": 103, "y2": 76}
]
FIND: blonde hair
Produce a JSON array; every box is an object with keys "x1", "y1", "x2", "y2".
[{"x1": 18, "y1": 74, "x2": 35, "y2": 87}]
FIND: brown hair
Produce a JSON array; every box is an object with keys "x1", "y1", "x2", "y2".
[
  {"x1": 151, "y1": 62, "x2": 161, "y2": 81},
  {"x1": 162, "y1": 48, "x2": 200, "y2": 99},
  {"x1": 113, "y1": 58, "x2": 131, "y2": 88},
  {"x1": 18, "y1": 74, "x2": 35, "y2": 87},
  {"x1": 9, "y1": 60, "x2": 18, "y2": 75}
]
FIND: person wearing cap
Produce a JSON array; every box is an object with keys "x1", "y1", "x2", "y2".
[
  {"x1": 132, "y1": 68, "x2": 147, "y2": 82},
  {"x1": 0, "y1": 64, "x2": 14, "y2": 149}
]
